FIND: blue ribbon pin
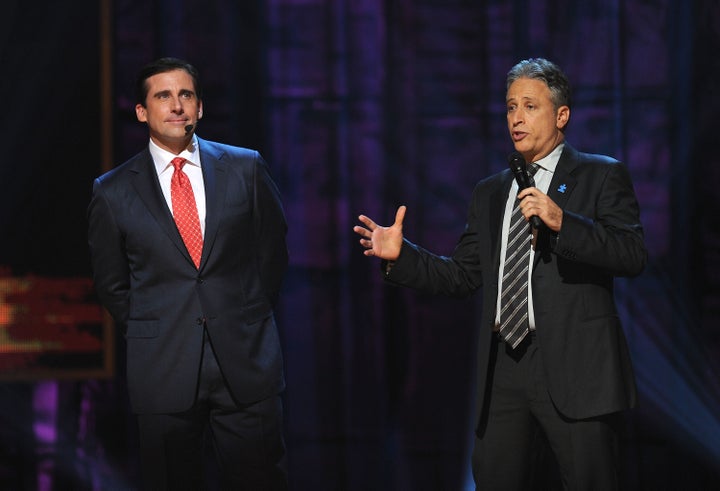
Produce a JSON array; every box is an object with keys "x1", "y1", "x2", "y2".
[{"x1": 557, "y1": 184, "x2": 567, "y2": 193}]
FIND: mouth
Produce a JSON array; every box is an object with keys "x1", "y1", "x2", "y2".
[{"x1": 511, "y1": 131, "x2": 527, "y2": 141}]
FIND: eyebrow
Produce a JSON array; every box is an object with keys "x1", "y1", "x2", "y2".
[
  {"x1": 506, "y1": 96, "x2": 537, "y2": 103},
  {"x1": 152, "y1": 89, "x2": 196, "y2": 98}
]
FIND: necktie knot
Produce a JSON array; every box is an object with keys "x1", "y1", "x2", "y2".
[
  {"x1": 171, "y1": 157, "x2": 186, "y2": 171},
  {"x1": 527, "y1": 162, "x2": 540, "y2": 178},
  {"x1": 171, "y1": 157, "x2": 190, "y2": 187}
]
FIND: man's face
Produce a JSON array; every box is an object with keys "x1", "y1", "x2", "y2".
[
  {"x1": 506, "y1": 77, "x2": 569, "y2": 164},
  {"x1": 135, "y1": 69, "x2": 203, "y2": 154}
]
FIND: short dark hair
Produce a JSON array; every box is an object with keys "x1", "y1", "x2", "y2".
[
  {"x1": 506, "y1": 58, "x2": 572, "y2": 110},
  {"x1": 135, "y1": 57, "x2": 202, "y2": 106}
]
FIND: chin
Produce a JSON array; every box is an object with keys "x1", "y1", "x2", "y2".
[{"x1": 513, "y1": 143, "x2": 530, "y2": 155}]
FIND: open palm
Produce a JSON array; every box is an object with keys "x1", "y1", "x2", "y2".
[{"x1": 353, "y1": 206, "x2": 406, "y2": 260}]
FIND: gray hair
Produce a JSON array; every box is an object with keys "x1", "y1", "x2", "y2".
[{"x1": 506, "y1": 58, "x2": 572, "y2": 110}]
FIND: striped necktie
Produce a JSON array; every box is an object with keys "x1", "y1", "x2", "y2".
[{"x1": 498, "y1": 163, "x2": 540, "y2": 348}]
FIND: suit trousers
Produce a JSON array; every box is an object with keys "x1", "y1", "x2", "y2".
[
  {"x1": 137, "y1": 329, "x2": 287, "y2": 491},
  {"x1": 472, "y1": 332, "x2": 621, "y2": 491}
]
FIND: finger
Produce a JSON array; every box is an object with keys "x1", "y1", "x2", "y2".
[
  {"x1": 393, "y1": 205, "x2": 407, "y2": 227},
  {"x1": 522, "y1": 205, "x2": 537, "y2": 221},
  {"x1": 517, "y1": 188, "x2": 533, "y2": 200},
  {"x1": 358, "y1": 214, "x2": 378, "y2": 231},
  {"x1": 353, "y1": 225, "x2": 370, "y2": 238}
]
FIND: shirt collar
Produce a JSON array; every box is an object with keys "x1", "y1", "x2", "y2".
[
  {"x1": 149, "y1": 135, "x2": 201, "y2": 175},
  {"x1": 534, "y1": 142, "x2": 564, "y2": 173}
]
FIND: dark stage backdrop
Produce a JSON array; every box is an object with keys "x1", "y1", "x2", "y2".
[{"x1": 2, "y1": 0, "x2": 720, "y2": 490}]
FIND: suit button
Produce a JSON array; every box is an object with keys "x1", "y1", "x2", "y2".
[{"x1": 197, "y1": 277, "x2": 204, "y2": 284}]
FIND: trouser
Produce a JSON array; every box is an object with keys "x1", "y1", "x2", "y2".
[
  {"x1": 472, "y1": 332, "x2": 620, "y2": 490},
  {"x1": 137, "y1": 330, "x2": 287, "y2": 491}
]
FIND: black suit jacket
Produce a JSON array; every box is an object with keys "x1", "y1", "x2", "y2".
[
  {"x1": 385, "y1": 144, "x2": 646, "y2": 422},
  {"x1": 88, "y1": 137, "x2": 288, "y2": 414}
]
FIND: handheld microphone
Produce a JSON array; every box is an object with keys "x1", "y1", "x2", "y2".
[
  {"x1": 184, "y1": 124, "x2": 194, "y2": 135},
  {"x1": 508, "y1": 151, "x2": 542, "y2": 229}
]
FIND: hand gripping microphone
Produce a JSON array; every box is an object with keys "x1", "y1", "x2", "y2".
[{"x1": 508, "y1": 151, "x2": 542, "y2": 229}]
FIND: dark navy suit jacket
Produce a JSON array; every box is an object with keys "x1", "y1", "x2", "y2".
[
  {"x1": 88, "y1": 137, "x2": 288, "y2": 414},
  {"x1": 385, "y1": 144, "x2": 646, "y2": 424}
]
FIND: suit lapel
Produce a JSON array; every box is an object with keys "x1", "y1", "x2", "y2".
[
  {"x1": 129, "y1": 150, "x2": 192, "y2": 262},
  {"x1": 534, "y1": 144, "x2": 578, "y2": 264},
  {"x1": 197, "y1": 138, "x2": 228, "y2": 270},
  {"x1": 490, "y1": 170, "x2": 515, "y2": 270},
  {"x1": 546, "y1": 144, "x2": 578, "y2": 210}
]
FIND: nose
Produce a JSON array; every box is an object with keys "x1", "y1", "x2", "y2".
[
  {"x1": 171, "y1": 96, "x2": 184, "y2": 113},
  {"x1": 509, "y1": 109, "x2": 523, "y2": 126}
]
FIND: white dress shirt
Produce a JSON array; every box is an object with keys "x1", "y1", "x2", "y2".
[
  {"x1": 149, "y1": 136, "x2": 207, "y2": 236},
  {"x1": 495, "y1": 143, "x2": 564, "y2": 329}
]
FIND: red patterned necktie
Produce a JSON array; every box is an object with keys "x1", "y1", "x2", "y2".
[{"x1": 170, "y1": 157, "x2": 203, "y2": 268}]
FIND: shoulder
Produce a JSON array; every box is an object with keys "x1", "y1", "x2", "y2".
[
  {"x1": 198, "y1": 138, "x2": 260, "y2": 163},
  {"x1": 559, "y1": 144, "x2": 630, "y2": 183},
  {"x1": 95, "y1": 149, "x2": 149, "y2": 186},
  {"x1": 474, "y1": 168, "x2": 510, "y2": 192},
  {"x1": 561, "y1": 144, "x2": 635, "y2": 191},
  {"x1": 563, "y1": 143, "x2": 622, "y2": 168}
]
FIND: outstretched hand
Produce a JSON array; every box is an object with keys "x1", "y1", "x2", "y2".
[{"x1": 353, "y1": 206, "x2": 406, "y2": 260}]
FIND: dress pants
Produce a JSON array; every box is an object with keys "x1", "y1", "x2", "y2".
[
  {"x1": 472, "y1": 332, "x2": 621, "y2": 491},
  {"x1": 137, "y1": 329, "x2": 287, "y2": 491}
]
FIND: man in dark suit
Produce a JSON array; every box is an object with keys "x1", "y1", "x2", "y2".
[
  {"x1": 353, "y1": 58, "x2": 646, "y2": 489},
  {"x1": 88, "y1": 57, "x2": 288, "y2": 490}
]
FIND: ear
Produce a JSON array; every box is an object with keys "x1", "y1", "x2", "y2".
[
  {"x1": 198, "y1": 101, "x2": 204, "y2": 120},
  {"x1": 556, "y1": 105, "x2": 570, "y2": 131},
  {"x1": 135, "y1": 104, "x2": 147, "y2": 123}
]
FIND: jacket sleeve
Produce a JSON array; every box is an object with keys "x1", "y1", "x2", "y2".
[
  {"x1": 553, "y1": 160, "x2": 647, "y2": 277},
  {"x1": 252, "y1": 153, "x2": 289, "y2": 307},
  {"x1": 384, "y1": 181, "x2": 488, "y2": 297},
  {"x1": 87, "y1": 178, "x2": 130, "y2": 332}
]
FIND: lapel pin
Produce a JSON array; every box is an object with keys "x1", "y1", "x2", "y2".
[{"x1": 557, "y1": 184, "x2": 567, "y2": 193}]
